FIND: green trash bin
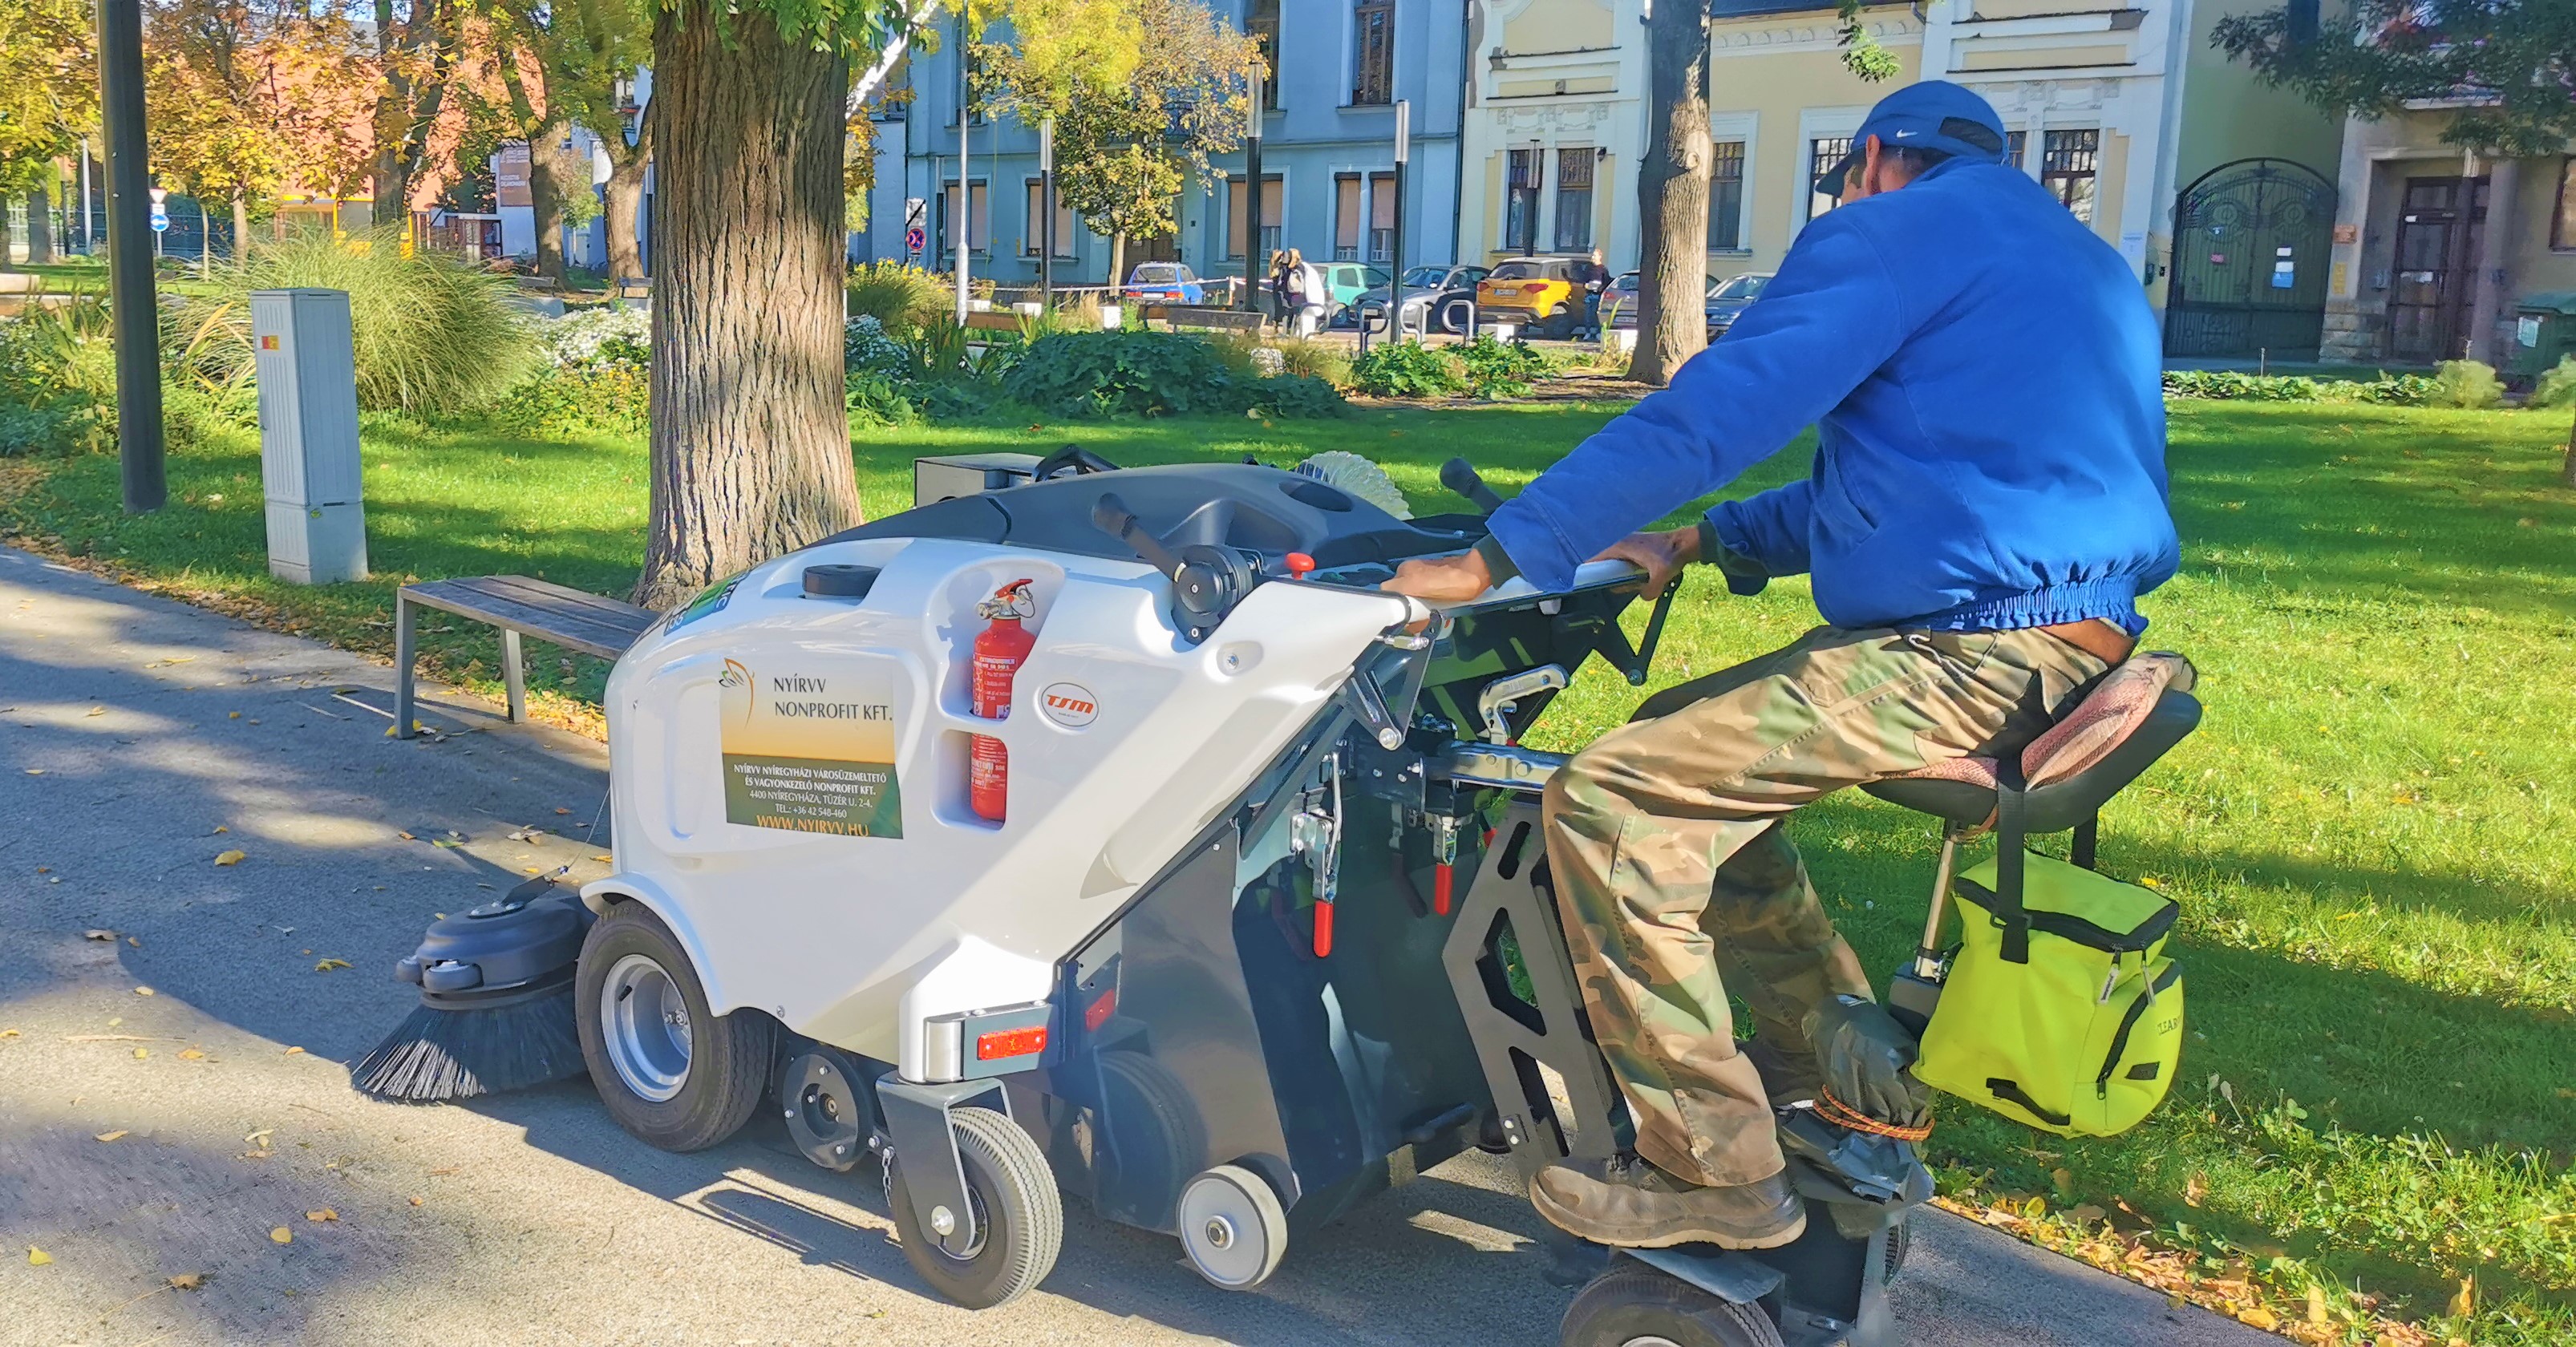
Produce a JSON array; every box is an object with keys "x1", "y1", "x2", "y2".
[{"x1": 2507, "y1": 291, "x2": 2576, "y2": 379}]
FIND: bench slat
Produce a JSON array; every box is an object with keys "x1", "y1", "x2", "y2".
[{"x1": 402, "y1": 576, "x2": 655, "y2": 660}]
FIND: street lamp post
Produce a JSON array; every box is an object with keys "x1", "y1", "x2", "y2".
[
  {"x1": 96, "y1": 0, "x2": 164, "y2": 514},
  {"x1": 953, "y1": 10, "x2": 970, "y2": 327},
  {"x1": 1391, "y1": 99, "x2": 1410, "y2": 341},
  {"x1": 1039, "y1": 116, "x2": 1055, "y2": 308},
  {"x1": 1241, "y1": 90, "x2": 1262, "y2": 317},
  {"x1": 1525, "y1": 139, "x2": 1541, "y2": 256}
]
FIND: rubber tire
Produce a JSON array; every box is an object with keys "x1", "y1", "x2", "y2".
[
  {"x1": 575, "y1": 900, "x2": 774, "y2": 1153},
  {"x1": 885, "y1": 1105, "x2": 1063, "y2": 1309},
  {"x1": 1885, "y1": 1212, "x2": 1911, "y2": 1280},
  {"x1": 1561, "y1": 1263, "x2": 1785, "y2": 1347},
  {"x1": 1543, "y1": 305, "x2": 1578, "y2": 340},
  {"x1": 1177, "y1": 1163, "x2": 1290, "y2": 1290}
]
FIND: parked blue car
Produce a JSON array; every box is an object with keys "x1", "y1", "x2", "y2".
[{"x1": 1121, "y1": 262, "x2": 1205, "y2": 305}]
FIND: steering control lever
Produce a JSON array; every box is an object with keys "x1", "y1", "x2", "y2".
[
  {"x1": 1439, "y1": 458, "x2": 1507, "y2": 516},
  {"x1": 1091, "y1": 491, "x2": 1255, "y2": 645}
]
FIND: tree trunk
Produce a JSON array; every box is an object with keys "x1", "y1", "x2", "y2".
[
  {"x1": 603, "y1": 114, "x2": 651, "y2": 284},
  {"x1": 0, "y1": 205, "x2": 14, "y2": 267},
  {"x1": 2563, "y1": 408, "x2": 2575, "y2": 488},
  {"x1": 26, "y1": 188, "x2": 53, "y2": 263},
  {"x1": 529, "y1": 132, "x2": 573, "y2": 283},
  {"x1": 233, "y1": 192, "x2": 251, "y2": 266},
  {"x1": 1626, "y1": 0, "x2": 1714, "y2": 387},
  {"x1": 635, "y1": 1, "x2": 861, "y2": 610},
  {"x1": 371, "y1": 0, "x2": 411, "y2": 232},
  {"x1": 1109, "y1": 230, "x2": 1126, "y2": 291}
]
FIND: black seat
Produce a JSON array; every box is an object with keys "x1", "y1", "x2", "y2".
[{"x1": 1862, "y1": 690, "x2": 2201, "y2": 833}]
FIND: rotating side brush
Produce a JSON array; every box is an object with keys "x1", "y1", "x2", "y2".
[{"x1": 351, "y1": 868, "x2": 593, "y2": 1103}]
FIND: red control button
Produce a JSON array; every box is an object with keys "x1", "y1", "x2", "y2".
[{"x1": 1284, "y1": 552, "x2": 1316, "y2": 576}]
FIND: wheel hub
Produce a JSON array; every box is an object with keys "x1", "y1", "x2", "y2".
[{"x1": 600, "y1": 953, "x2": 691, "y2": 1102}]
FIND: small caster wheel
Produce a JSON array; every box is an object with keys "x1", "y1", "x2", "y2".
[
  {"x1": 1177, "y1": 1163, "x2": 1288, "y2": 1290},
  {"x1": 577, "y1": 902, "x2": 773, "y2": 1152},
  {"x1": 1561, "y1": 1263, "x2": 1784, "y2": 1347},
  {"x1": 885, "y1": 1106, "x2": 1062, "y2": 1309},
  {"x1": 778, "y1": 1049, "x2": 869, "y2": 1172}
]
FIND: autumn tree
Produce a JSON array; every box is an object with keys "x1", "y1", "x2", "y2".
[
  {"x1": 974, "y1": 0, "x2": 1259, "y2": 285},
  {"x1": 0, "y1": 0, "x2": 95, "y2": 265},
  {"x1": 2213, "y1": 0, "x2": 2576, "y2": 482},
  {"x1": 468, "y1": 0, "x2": 644, "y2": 282},
  {"x1": 144, "y1": 0, "x2": 379, "y2": 260},
  {"x1": 1626, "y1": 0, "x2": 1712, "y2": 386}
]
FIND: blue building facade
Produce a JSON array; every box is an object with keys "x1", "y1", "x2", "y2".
[{"x1": 863, "y1": 2, "x2": 1469, "y2": 290}]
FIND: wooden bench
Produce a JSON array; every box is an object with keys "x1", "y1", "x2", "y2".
[
  {"x1": 615, "y1": 275, "x2": 650, "y2": 300},
  {"x1": 962, "y1": 309, "x2": 1026, "y2": 334},
  {"x1": 1161, "y1": 305, "x2": 1266, "y2": 336},
  {"x1": 395, "y1": 576, "x2": 658, "y2": 738},
  {"x1": 512, "y1": 275, "x2": 563, "y2": 292}
]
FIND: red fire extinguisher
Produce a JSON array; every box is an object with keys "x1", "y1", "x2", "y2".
[{"x1": 969, "y1": 579, "x2": 1037, "y2": 823}]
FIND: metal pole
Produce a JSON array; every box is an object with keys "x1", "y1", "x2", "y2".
[
  {"x1": 96, "y1": 0, "x2": 164, "y2": 514},
  {"x1": 1391, "y1": 99, "x2": 1410, "y2": 342},
  {"x1": 954, "y1": 11, "x2": 970, "y2": 327},
  {"x1": 78, "y1": 139, "x2": 92, "y2": 251},
  {"x1": 1241, "y1": 89, "x2": 1262, "y2": 316},
  {"x1": 1525, "y1": 139, "x2": 1540, "y2": 256},
  {"x1": 1039, "y1": 116, "x2": 1055, "y2": 308}
]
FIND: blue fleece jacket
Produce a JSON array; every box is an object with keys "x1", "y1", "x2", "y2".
[{"x1": 1484, "y1": 157, "x2": 2178, "y2": 634}]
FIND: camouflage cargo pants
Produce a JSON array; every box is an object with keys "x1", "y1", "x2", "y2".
[{"x1": 1539, "y1": 625, "x2": 2113, "y2": 1187}]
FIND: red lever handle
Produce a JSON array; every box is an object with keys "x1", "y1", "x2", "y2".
[{"x1": 1312, "y1": 899, "x2": 1335, "y2": 958}]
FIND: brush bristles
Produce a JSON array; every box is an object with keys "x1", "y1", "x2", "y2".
[{"x1": 351, "y1": 987, "x2": 585, "y2": 1102}]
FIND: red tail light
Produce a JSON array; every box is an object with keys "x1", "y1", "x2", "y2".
[{"x1": 974, "y1": 1025, "x2": 1048, "y2": 1061}]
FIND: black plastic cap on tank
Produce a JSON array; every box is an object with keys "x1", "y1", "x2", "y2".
[{"x1": 804, "y1": 563, "x2": 881, "y2": 600}]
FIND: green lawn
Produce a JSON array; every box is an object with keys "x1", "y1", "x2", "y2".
[{"x1": 3, "y1": 398, "x2": 2571, "y2": 1343}]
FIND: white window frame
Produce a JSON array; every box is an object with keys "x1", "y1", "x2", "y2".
[
  {"x1": 1792, "y1": 106, "x2": 1869, "y2": 237},
  {"x1": 1707, "y1": 110, "x2": 1759, "y2": 256}
]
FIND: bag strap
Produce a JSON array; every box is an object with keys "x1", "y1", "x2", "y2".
[{"x1": 1994, "y1": 754, "x2": 2032, "y2": 964}]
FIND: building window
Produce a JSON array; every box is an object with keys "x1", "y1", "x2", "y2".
[
  {"x1": 1808, "y1": 136, "x2": 1851, "y2": 220},
  {"x1": 1505, "y1": 148, "x2": 1541, "y2": 252},
  {"x1": 1023, "y1": 179, "x2": 1076, "y2": 257},
  {"x1": 1249, "y1": 0, "x2": 1281, "y2": 110},
  {"x1": 1553, "y1": 148, "x2": 1595, "y2": 252},
  {"x1": 1335, "y1": 173, "x2": 1363, "y2": 260},
  {"x1": 2006, "y1": 130, "x2": 2028, "y2": 174},
  {"x1": 939, "y1": 179, "x2": 988, "y2": 256},
  {"x1": 2043, "y1": 129, "x2": 2100, "y2": 224},
  {"x1": 1709, "y1": 140, "x2": 1745, "y2": 251},
  {"x1": 1226, "y1": 173, "x2": 1282, "y2": 261},
  {"x1": 1352, "y1": 0, "x2": 1394, "y2": 106},
  {"x1": 1369, "y1": 172, "x2": 1398, "y2": 261},
  {"x1": 2554, "y1": 159, "x2": 2576, "y2": 250}
]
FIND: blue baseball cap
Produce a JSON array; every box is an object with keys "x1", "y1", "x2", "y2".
[{"x1": 1817, "y1": 80, "x2": 2011, "y2": 200}]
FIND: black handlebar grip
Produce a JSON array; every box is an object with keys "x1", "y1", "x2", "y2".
[
  {"x1": 1440, "y1": 457, "x2": 1506, "y2": 515},
  {"x1": 1039, "y1": 444, "x2": 1121, "y2": 480}
]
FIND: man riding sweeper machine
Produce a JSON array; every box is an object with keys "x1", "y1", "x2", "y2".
[{"x1": 366, "y1": 448, "x2": 2200, "y2": 1347}]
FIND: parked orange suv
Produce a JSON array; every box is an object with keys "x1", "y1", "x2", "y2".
[{"x1": 1476, "y1": 257, "x2": 1586, "y2": 338}]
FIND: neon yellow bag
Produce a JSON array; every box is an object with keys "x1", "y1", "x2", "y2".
[{"x1": 1912, "y1": 849, "x2": 2183, "y2": 1137}]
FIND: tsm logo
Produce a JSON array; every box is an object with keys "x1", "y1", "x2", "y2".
[{"x1": 1037, "y1": 682, "x2": 1099, "y2": 728}]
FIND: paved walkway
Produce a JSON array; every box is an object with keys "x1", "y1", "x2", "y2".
[{"x1": 0, "y1": 544, "x2": 2276, "y2": 1347}]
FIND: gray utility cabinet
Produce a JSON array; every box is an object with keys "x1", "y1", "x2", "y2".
[{"x1": 251, "y1": 288, "x2": 369, "y2": 584}]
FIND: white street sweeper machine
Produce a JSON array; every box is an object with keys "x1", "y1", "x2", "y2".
[{"x1": 367, "y1": 448, "x2": 2100, "y2": 1347}]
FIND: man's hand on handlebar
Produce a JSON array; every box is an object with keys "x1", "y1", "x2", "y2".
[
  {"x1": 1590, "y1": 526, "x2": 1701, "y2": 595},
  {"x1": 1383, "y1": 549, "x2": 1495, "y2": 605}
]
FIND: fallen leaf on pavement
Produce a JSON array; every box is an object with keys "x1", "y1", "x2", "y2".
[
  {"x1": 179, "y1": 1048, "x2": 205, "y2": 1060},
  {"x1": 86, "y1": 706, "x2": 104, "y2": 717},
  {"x1": 282, "y1": 1046, "x2": 304, "y2": 1054},
  {"x1": 168, "y1": 1272, "x2": 206, "y2": 1290},
  {"x1": 593, "y1": 855, "x2": 612, "y2": 863},
  {"x1": 2238, "y1": 1306, "x2": 2278, "y2": 1330},
  {"x1": 408, "y1": 1196, "x2": 423, "y2": 1206},
  {"x1": 397, "y1": 831, "x2": 416, "y2": 840},
  {"x1": 107, "y1": 1017, "x2": 123, "y2": 1027},
  {"x1": 431, "y1": 839, "x2": 460, "y2": 848},
  {"x1": 134, "y1": 986, "x2": 153, "y2": 997},
  {"x1": 269, "y1": 1227, "x2": 292, "y2": 1245},
  {"x1": 554, "y1": 807, "x2": 571, "y2": 815},
  {"x1": 94, "y1": 1130, "x2": 128, "y2": 1143},
  {"x1": 306, "y1": 1208, "x2": 338, "y2": 1223},
  {"x1": 426, "y1": 1166, "x2": 459, "y2": 1176},
  {"x1": 240, "y1": 1150, "x2": 273, "y2": 1160},
  {"x1": 0, "y1": 1029, "x2": 18, "y2": 1038},
  {"x1": 213, "y1": 850, "x2": 246, "y2": 866},
  {"x1": 245, "y1": 1129, "x2": 274, "y2": 1147},
  {"x1": 27, "y1": 1246, "x2": 51, "y2": 1265},
  {"x1": 22, "y1": 768, "x2": 42, "y2": 775},
  {"x1": 314, "y1": 959, "x2": 350, "y2": 973},
  {"x1": 83, "y1": 929, "x2": 114, "y2": 940},
  {"x1": 132, "y1": 1047, "x2": 148, "y2": 1059}
]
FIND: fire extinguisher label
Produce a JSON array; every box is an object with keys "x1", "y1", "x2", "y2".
[
  {"x1": 717, "y1": 657, "x2": 905, "y2": 838},
  {"x1": 1037, "y1": 682, "x2": 1099, "y2": 728}
]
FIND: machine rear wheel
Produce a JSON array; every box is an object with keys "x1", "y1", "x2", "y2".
[
  {"x1": 1561, "y1": 1263, "x2": 1785, "y2": 1347},
  {"x1": 1177, "y1": 1163, "x2": 1289, "y2": 1289},
  {"x1": 576, "y1": 901, "x2": 772, "y2": 1152},
  {"x1": 885, "y1": 1106, "x2": 1063, "y2": 1309}
]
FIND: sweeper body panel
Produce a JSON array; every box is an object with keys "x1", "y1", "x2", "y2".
[{"x1": 591, "y1": 520, "x2": 1412, "y2": 1072}]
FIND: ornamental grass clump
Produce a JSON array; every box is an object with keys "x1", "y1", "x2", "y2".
[
  {"x1": 182, "y1": 228, "x2": 537, "y2": 418},
  {"x1": 2431, "y1": 358, "x2": 2504, "y2": 409}
]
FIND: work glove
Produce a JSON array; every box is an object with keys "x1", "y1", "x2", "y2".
[{"x1": 1803, "y1": 994, "x2": 1932, "y2": 1127}]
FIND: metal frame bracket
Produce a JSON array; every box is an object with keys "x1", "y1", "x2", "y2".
[{"x1": 874, "y1": 1075, "x2": 1011, "y2": 1257}]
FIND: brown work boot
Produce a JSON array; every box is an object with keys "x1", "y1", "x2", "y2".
[{"x1": 1530, "y1": 1151, "x2": 1808, "y2": 1250}]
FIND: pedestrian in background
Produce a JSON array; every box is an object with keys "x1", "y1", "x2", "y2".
[
  {"x1": 1267, "y1": 249, "x2": 1295, "y2": 326},
  {"x1": 1576, "y1": 247, "x2": 1614, "y2": 340}
]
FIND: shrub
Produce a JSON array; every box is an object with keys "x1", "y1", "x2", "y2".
[
  {"x1": 2431, "y1": 358, "x2": 2503, "y2": 409},
  {"x1": 0, "y1": 296, "x2": 119, "y2": 453},
  {"x1": 845, "y1": 261, "x2": 952, "y2": 334},
  {"x1": 2159, "y1": 369, "x2": 2439, "y2": 407},
  {"x1": 493, "y1": 365, "x2": 650, "y2": 437},
  {"x1": 1246, "y1": 374, "x2": 1349, "y2": 420},
  {"x1": 844, "y1": 370, "x2": 920, "y2": 425},
  {"x1": 1002, "y1": 330, "x2": 1246, "y2": 418},
  {"x1": 1455, "y1": 334, "x2": 1557, "y2": 398},
  {"x1": 179, "y1": 228, "x2": 537, "y2": 416},
  {"x1": 1350, "y1": 339, "x2": 1467, "y2": 398},
  {"x1": 537, "y1": 305, "x2": 651, "y2": 371},
  {"x1": 2528, "y1": 356, "x2": 2576, "y2": 410},
  {"x1": 1273, "y1": 338, "x2": 1353, "y2": 389},
  {"x1": 844, "y1": 314, "x2": 909, "y2": 374}
]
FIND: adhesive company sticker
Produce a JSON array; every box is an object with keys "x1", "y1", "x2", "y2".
[
  {"x1": 719, "y1": 657, "x2": 903, "y2": 837},
  {"x1": 1037, "y1": 682, "x2": 1099, "y2": 729},
  {"x1": 667, "y1": 575, "x2": 743, "y2": 634}
]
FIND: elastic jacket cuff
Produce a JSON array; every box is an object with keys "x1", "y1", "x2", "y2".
[
  {"x1": 1697, "y1": 519, "x2": 1770, "y2": 597},
  {"x1": 1472, "y1": 534, "x2": 1521, "y2": 585}
]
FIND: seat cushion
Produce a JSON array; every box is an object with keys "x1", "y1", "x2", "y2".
[{"x1": 1863, "y1": 653, "x2": 2200, "y2": 831}]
